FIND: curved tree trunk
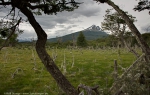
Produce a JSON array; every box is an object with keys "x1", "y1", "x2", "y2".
[
  {"x1": 13, "y1": 1, "x2": 78, "y2": 95},
  {"x1": 105, "y1": 0, "x2": 150, "y2": 60}
]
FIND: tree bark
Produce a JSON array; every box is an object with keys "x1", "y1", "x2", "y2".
[
  {"x1": 105, "y1": 0, "x2": 150, "y2": 59},
  {"x1": 13, "y1": 1, "x2": 78, "y2": 95}
]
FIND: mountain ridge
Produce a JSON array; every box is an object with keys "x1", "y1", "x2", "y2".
[{"x1": 47, "y1": 25, "x2": 108, "y2": 42}]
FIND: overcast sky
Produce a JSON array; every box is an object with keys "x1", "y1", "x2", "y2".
[{"x1": 1, "y1": 0, "x2": 150, "y2": 40}]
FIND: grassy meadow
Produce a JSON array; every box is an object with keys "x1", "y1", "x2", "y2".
[{"x1": 0, "y1": 47, "x2": 138, "y2": 95}]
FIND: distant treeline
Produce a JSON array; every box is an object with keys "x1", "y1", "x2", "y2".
[
  {"x1": 4, "y1": 32, "x2": 150, "y2": 49},
  {"x1": 46, "y1": 32, "x2": 150, "y2": 48}
]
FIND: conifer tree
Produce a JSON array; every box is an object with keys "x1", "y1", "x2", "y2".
[{"x1": 77, "y1": 31, "x2": 87, "y2": 47}]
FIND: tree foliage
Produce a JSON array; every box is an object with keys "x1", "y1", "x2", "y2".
[
  {"x1": 77, "y1": 31, "x2": 87, "y2": 47},
  {"x1": 0, "y1": 20, "x2": 23, "y2": 47},
  {"x1": 134, "y1": 0, "x2": 150, "y2": 14},
  {"x1": 0, "y1": 20, "x2": 22, "y2": 37},
  {"x1": 101, "y1": 9, "x2": 136, "y2": 37},
  {"x1": 101, "y1": 9, "x2": 140, "y2": 57},
  {"x1": 2, "y1": 0, "x2": 80, "y2": 15}
]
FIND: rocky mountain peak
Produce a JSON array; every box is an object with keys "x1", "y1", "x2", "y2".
[{"x1": 85, "y1": 25, "x2": 101, "y2": 31}]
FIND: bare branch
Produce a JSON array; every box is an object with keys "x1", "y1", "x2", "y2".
[
  {"x1": 0, "y1": 2, "x2": 11, "y2": 6},
  {"x1": 3, "y1": 7, "x2": 15, "y2": 20}
]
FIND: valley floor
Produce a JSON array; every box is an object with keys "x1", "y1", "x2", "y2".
[{"x1": 0, "y1": 47, "x2": 138, "y2": 95}]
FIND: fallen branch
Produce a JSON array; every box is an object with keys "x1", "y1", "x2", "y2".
[
  {"x1": 120, "y1": 53, "x2": 144, "y2": 79},
  {"x1": 78, "y1": 84, "x2": 99, "y2": 95},
  {"x1": 114, "y1": 84, "x2": 125, "y2": 95},
  {"x1": 109, "y1": 53, "x2": 145, "y2": 92},
  {"x1": 11, "y1": 67, "x2": 24, "y2": 78}
]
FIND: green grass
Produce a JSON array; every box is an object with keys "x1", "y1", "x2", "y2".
[{"x1": 0, "y1": 47, "x2": 138, "y2": 95}]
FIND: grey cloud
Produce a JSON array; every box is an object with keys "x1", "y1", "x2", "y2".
[
  {"x1": 66, "y1": 25, "x2": 78, "y2": 30},
  {"x1": 0, "y1": 0, "x2": 148, "y2": 40},
  {"x1": 73, "y1": 0, "x2": 101, "y2": 17},
  {"x1": 27, "y1": 0, "x2": 100, "y2": 31},
  {"x1": 54, "y1": 17, "x2": 68, "y2": 24},
  {"x1": 54, "y1": 29, "x2": 70, "y2": 37},
  {"x1": 0, "y1": 0, "x2": 105, "y2": 39},
  {"x1": 57, "y1": 25, "x2": 66, "y2": 28},
  {"x1": 45, "y1": 24, "x2": 78, "y2": 38},
  {"x1": 54, "y1": 25, "x2": 79, "y2": 37},
  {"x1": 35, "y1": 16, "x2": 57, "y2": 29},
  {"x1": 19, "y1": 31, "x2": 37, "y2": 40},
  {"x1": 141, "y1": 24, "x2": 150, "y2": 33},
  {"x1": 35, "y1": 14, "x2": 75, "y2": 29},
  {"x1": 56, "y1": 0, "x2": 101, "y2": 18},
  {"x1": 35, "y1": 11, "x2": 80, "y2": 29}
]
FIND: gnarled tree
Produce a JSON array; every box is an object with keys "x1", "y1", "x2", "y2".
[
  {"x1": 101, "y1": 9, "x2": 140, "y2": 58},
  {"x1": 94, "y1": 0, "x2": 150, "y2": 94},
  {"x1": 0, "y1": 0, "x2": 80, "y2": 95},
  {"x1": 94, "y1": 0, "x2": 150, "y2": 61}
]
